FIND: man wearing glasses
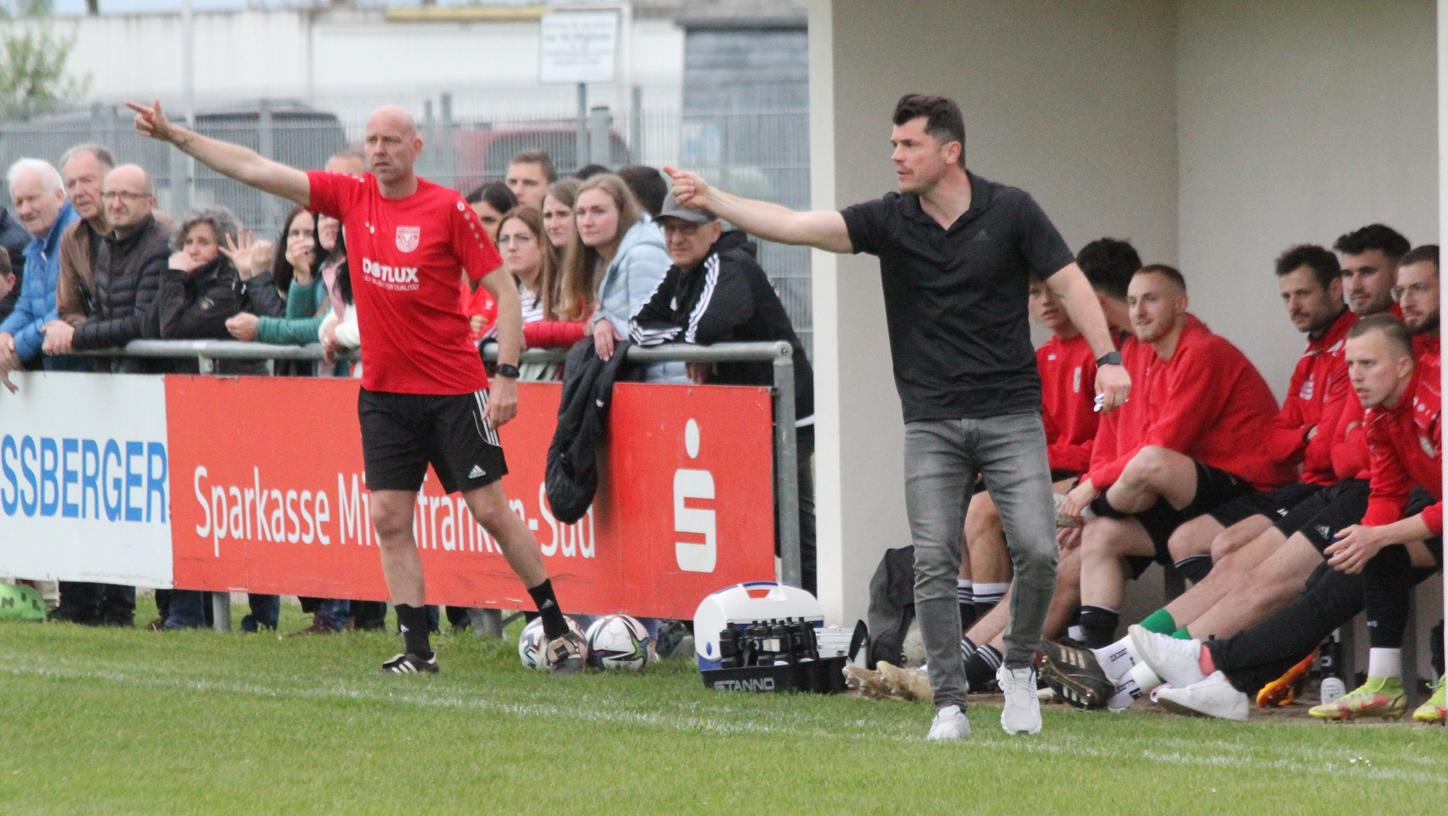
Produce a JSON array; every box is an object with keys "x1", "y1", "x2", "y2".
[{"x1": 55, "y1": 164, "x2": 172, "y2": 374}]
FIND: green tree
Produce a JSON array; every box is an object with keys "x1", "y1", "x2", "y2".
[{"x1": 0, "y1": 0, "x2": 92, "y2": 120}]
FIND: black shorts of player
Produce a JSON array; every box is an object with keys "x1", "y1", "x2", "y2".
[
  {"x1": 1207, "y1": 482, "x2": 1325, "y2": 529},
  {"x1": 357, "y1": 387, "x2": 508, "y2": 494},
  {"x1": 1124, "y1": 461, "x2": 1254, "y2": 578},
  {"x1": 1403, "y1": 488, "x2": 1445, "y2": 566},
  {"x1": 1271, "y1": 479, "x2": 1370, "y2": 550}
]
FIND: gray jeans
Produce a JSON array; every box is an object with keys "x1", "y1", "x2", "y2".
[{"x1": 904, "y1": 411, "x2": 1058, "y2": 709}]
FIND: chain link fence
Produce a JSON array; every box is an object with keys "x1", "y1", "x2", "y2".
[{"x1": 0, "y1": 93, "x2": 813, "y2": 353}]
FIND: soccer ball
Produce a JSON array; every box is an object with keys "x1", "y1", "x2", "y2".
[
  {"x1": 584, "y1": 614, "x2": 655, "y2": 671},
  {"x1": 517, "y1": 615, "x2": 585, "y2": 671}
]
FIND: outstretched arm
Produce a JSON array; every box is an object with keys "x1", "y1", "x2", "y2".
[
  {"x1": 127, "y1": 100, "x2": 310, "y2": 207},
  {"x1": 664, "y1": 165, "x2": 852, "y2": 254}
]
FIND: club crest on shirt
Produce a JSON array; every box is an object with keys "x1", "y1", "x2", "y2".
[
  {"x1": 395, "y1": 225, "x2": 421, "y2": 253},
  {"x1": 1299, "y1": 375, "x2": 1315, "y2": 401}
]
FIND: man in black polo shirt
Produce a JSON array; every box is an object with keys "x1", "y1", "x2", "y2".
[{"x1": 666, "y1": 94, "x2": 1128, "y2": 740}]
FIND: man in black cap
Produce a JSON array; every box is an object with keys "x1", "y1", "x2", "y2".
[{"x1": 630, "y1": 193, "x2": 817, "y2": 594}]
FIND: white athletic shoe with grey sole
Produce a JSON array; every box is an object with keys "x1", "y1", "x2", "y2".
[
  {"x1": 1128, "y1": 624, "x2": 1206, "y2": 689},
  {"x1": 1153, "y1": 671, "x2": 1249, "y2": 721},
  {"x1": 927, "y1": 705, "x2": 971, "y2": 741},
  {"x1": 997, "y1": 666, "x2": 1043, "y2": 734}
]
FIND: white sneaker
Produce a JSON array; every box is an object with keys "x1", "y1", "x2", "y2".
[
  {"x1": 997, "y1": 666, "x2": 1043, "y2": 735},
  {"x1": 1128, "y1": 624, "x2": 1204, "y2": 688},
  {"x1": 1154, "y1": 671, "x2": 1248, "y2": 721},
  {"x1": 927, "y1": 704, "x2": 970, "y2": 741}
]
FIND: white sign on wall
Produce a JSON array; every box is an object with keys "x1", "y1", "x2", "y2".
[
  {"x1": 538, "y1": 10, "x2": 619, "y2": 84},
  {"x1": 0, "y1": 372, "x2": 174, "y2": 587}
]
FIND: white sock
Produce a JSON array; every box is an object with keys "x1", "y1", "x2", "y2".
[
  {"x1": 1367, "y1": 647, "x2": 1402, "y2": 679},
  {"x1": 973, "y1": 581, "x2": 1009, "y2": 603},
  {"x1": 1107, "y1": 675, "x2": 1142, "y2": 711},
  {"x1": 956, "y1": 579, "x2": 973, "y2": 605},
  {"x1": 1092, "y1": 637, "x2": 1136, "y2": 684}
]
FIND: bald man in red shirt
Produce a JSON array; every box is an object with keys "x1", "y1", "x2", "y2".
[{"x1": 129, "y1": 100, "x2": 585, "y2": 676}]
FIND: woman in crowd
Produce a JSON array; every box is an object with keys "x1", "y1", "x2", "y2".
[
  {"x1": 542, "y1": 178, "x2": 582, "y2": 258},
  {"x1": 560, "y1": 173, "x2": 681, "y2": 381},
  {"x1": 152, "y1": 205, "x2": 279, "y2": 631},
  {"x1": 466, "y1": 181, "x2": 517, "y2": 243},
  {"x1": 496, "y1": 207, "x2": 584, "y2": 379}
]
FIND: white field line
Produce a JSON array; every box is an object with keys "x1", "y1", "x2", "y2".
[{"x1": 3, "y1": 658, "x2": 1442, "y2": 785}]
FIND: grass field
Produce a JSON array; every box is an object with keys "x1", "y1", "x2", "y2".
[{"x1": 2, "y1": 598, "x2": 1444, "y2": 815}]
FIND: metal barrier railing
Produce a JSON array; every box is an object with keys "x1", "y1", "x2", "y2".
[{"x1": 87, "y1": 338, "x2": 804, "y2": 590}]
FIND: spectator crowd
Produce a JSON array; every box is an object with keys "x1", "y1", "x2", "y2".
[
  {"x1": 0, "y1": 142, "x2": 815, "y2": 652},
  {"x1": 2, "y1": 132, "x2": 1442, "y2": 728}
]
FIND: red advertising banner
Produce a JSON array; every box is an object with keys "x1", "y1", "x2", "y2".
[{"x1": 164, "y1": 376, "x2": 776, "y2": 619}]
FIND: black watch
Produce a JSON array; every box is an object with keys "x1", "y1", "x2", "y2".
[
  {"x1": 1095, "y1": 350, "x2": 1123, "y2": 367},
  {"x1": 495, "y1": 363, "x2": 521, "y2": 379}
]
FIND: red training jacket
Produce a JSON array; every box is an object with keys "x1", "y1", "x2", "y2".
[
  {"x1": 1088, "y1": 314, "x2": 1293, "y2": 491},
  {"x1": 1263, "y1": 308, "x2": 1356, "y2": 485},
  {"x1": 1087, "y1": 334, "x2": 1153, "y2": 486},
  {"x1": 1362, "y1": 339, "x2": 1442, "y2": 534},
  {"x1": 1038, "y1": 332, "x2": 1099, "y2": 474}
]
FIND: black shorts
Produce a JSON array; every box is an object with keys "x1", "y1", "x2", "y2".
[
  {"x1": 1402, "y1": 488, "x2": 1444, "y2": 566},
  {"x1": 1124, "y1": 461, "x2": 1254, "y2": 576},
  {"x1": 1275, "y1": 479, "x2": 1370, "y2": 550},
  {"x1": 1208, "y1": 482, "x2": 1325, "y2": 528},
  {"x1": 358, "y1": 387, "x2": 508, "y2": 494}
]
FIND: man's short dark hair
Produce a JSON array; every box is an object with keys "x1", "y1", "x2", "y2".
[
  {"x1": 466, "y1": 180, "x2": 517, "y2": 213},
  {"x1": 1137, "y1": 263, "x2": 1186, "y2": 293},
  {"x1": 892, "y1": 94, "x2": 966, "y2": 167},
  {"x1": 1076, "y1": 238, "x2": 1140, "y2": 300},
  {"x1": 1274, "y1": 244, "x2": 1339, "y2": 290},
  {"x1": 574, "y1": 163, "x2": 609, "y2": 180},
  {"x1": 1348, "y1": 312, "x2": 1413, "y2": 357},
  {"x1": 1399, "y1": 244, "x2": 1439, "y2": 273},
  {"x1": 616, "y1": 165, "x2": 666, "y2": 218},
  {"x1": 1333, "y1": 223, "x2": 1410, "y2": 262},
  {"x1": 509, "y1": 149, "x2": 556, "y2": 183}
]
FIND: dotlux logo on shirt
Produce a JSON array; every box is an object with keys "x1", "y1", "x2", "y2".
[{"x1": 361, "y1": 256, "x2": 420, "y2": 291}]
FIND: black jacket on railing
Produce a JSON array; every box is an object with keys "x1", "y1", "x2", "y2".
[
  {"x1": 545, "y1": 338, "x2": 636, "y2": 524},
  {"x1": 71, "y1": 213, "x2": 172, "y2": 373},
  {"x1": 157, "y1": 255, "x2": 268, "y2": 376}
]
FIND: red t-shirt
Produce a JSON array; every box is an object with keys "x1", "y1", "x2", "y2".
[
  {"x1": 1038, "y1": 333, "x2": 1098, "y2": 474},
  {"x1": 307, "y1": 171, "x2": 502, "y2": 394}
]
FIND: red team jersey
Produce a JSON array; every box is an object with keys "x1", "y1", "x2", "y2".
[
  {"x1": 307, "y1": 171, "x2": 502, "y2": 394},
  {"x1": 1037, "y1": 333, "x2": 1099, "y2": 474},
  {"x1": 1263, "y1": 308, "x2": 1356, "y2": 485},
  {"x1": 1363, "y1": 338, "x2": 1442, "y2": 534}
]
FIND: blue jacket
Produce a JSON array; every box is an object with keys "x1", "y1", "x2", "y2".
[
  {"x1": 591, "y1": 217, "x2": 684, "y2": 382},
  {"x1": 0, "y1": 202, "x2": 79, "y2": 363},
  {"x1": 593, "y1": 217, "x2": 670, "y2": 335}
]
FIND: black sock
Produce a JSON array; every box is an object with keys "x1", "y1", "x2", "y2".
[
  {"x1": 1088, "y1": 495, "x2": 1129, "y2": 519},
  {"x1": 395, "y1": 604, "x2": 432, "y2": 657},
  {"x1": 1173, "y1": 555, "x2": 1213, "y2": 584},
  {"x1": 527, "y1": 579, "x2": 568, "y2": 639},
  {"x1": 964, "y1": 644, "x2": 1003, "y2": 691},
  {"x1": 1432, "y1": 621, "x2": 1445, "y2": 677},
  {"x1": 1080, "y1": 605, "x2": 1120, "y2": 649},
  {"x1": 1364, "y1": 544, "x2": 1414, "y2": 649}
]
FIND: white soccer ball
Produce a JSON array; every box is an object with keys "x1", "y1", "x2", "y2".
[
  {"x1": 584, "y1": 614, "x2": 655, "y2": 671},
  {"x1": 517, "y1": 615, "x2": 585, "y2": 671}
]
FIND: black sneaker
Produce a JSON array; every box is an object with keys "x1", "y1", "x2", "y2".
[
  {"x1": 1040, "y1": 639, "x2": 1112, "y2": 709},
  {"x1": 380, "y1": 652, "x2": 439, "y2": 675}
]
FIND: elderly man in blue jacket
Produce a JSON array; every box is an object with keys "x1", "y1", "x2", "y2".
[{"x1": 0, "y1": 158, "x2": 84, "y2": 392}]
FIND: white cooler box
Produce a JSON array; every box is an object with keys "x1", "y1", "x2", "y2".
[{"x1": 693, "y1": 581, "x2": 825, "y2": 669}]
